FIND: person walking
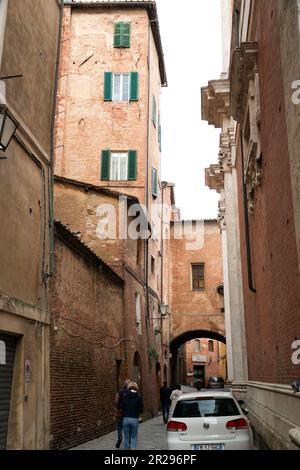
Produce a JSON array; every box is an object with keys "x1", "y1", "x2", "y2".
[
  {"x1": 169, "y1": 385, "x2": 183, "y2": 419},
  {"x1": 160, "y1": 381, "x2": 172, "y2": 423},
  {"x1": 120, "y1": 381, "x2": 143, "y2": 450},
  {"x1": 115, "y1": 378, "x2": 131, "y2": 448}
]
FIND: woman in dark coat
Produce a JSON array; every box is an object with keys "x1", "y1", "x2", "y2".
[{"x1": 120, "y1": 381, "x2": 143, "y2": 450}]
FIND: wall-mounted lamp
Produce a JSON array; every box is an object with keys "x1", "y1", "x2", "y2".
[
  {"x1": 160, "y1": 304, "x2": 169, "y2": 318},
  {"x1": 0, "y1": 104, "x2": 18, "y2": 153}
]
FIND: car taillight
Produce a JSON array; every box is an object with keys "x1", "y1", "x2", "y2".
[
  {"x1": 167, "y1": 421, "x2": 187, "y2": 432},
  {"x1": 226, "y1": 418, "x2": 248, "y2": 430}
]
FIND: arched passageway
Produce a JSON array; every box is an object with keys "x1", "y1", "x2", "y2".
[{"x1": 170, "y1": 330, "x2": 226, "y2": 387}]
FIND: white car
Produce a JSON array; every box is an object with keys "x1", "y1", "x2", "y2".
[{"x1": 167, "y1": 390, "x2": 253, "y2": 450}]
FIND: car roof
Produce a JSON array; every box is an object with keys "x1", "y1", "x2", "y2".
[{"x1": 177, "y1": 390, "x2": 234, "y2": 401}]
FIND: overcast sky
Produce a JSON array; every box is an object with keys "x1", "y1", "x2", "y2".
[{"x1": 156, "y1": 0, "x2": 222, "y2": 220}]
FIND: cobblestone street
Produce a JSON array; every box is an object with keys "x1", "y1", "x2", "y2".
[{"x1": 73, "y1": 416, "x2": 167, "y2": 451}]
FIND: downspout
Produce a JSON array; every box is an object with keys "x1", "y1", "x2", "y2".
[
  {"x1": 49, "y1": 0, "x2": 64, "y2": 275},
  {"x1": 240, "y1": 129, "x2": 256, "y2": 293}
]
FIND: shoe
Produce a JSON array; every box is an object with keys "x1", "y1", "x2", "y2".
[{"x1": 116, "y1": 439, "x2": 122, "y2": 448}]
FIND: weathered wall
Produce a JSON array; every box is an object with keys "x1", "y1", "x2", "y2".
[
  {"x1": 0, "y1": 0, "x2": 59, "y2": 450},
  {"x1": 170, "y1": 221, "x2": 225, "y2": 341},
  {"x1": 50, "y1": 232, "x2": 124, "y2": 449}
]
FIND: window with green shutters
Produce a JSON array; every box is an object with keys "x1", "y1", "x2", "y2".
[
  {"x1": 101, "y1": 150, "x2": 137, "y2": 181},
  {"x1": 114, "y1": 22, "x2": 131, "y2": 48},
  {"x1": 104, "y1": 72, "x2": 139, "y2": 101},
  {"x1": 152, "y1": 167, "x2": 158, "y2": 197},
  {"x1": 152, "y1": 95, "x2": 157, "y2": 127}
]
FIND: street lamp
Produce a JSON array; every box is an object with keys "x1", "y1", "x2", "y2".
[
  {"x1": 160, "y1": 304, "x2": 169, "y2": 318},
  {"x1": 0, "y1": 104, "x2": 18, "y2": 153}
]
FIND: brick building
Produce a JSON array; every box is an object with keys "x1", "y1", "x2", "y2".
[
  {"x1": 0, "y1": 0, "x2": 61, "y2": 449},
  {"x1": 203, "y1": 0, "x2": 300, "y2": 450},
  {"x1": 51, "y1": 0, "x2": 171, "y2": 447},
  {"x1": 182, "y1": 339, "x2": 227, "y2": 388},
  {"x1": 168, "y1": 220, "x2": 225, "y2": 386}
]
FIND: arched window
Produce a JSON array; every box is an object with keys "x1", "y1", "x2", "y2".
[
  {"x1": 135, "y1": 293, "x2": 142, "y2": 335},
  {"x1": 0, "y1": 340, "x2": 6, "y2": 365},
  {"x1": 208, "y1": 340, "x2": 214, "y2": 353},
  {"x1": 194, "y1": 340, "x2": 201, "y2": 352}
]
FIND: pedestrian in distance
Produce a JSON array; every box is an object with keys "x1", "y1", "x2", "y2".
[
  {"x1": 169, "y1": 384, "x2": 183, "y2": 419},
  {"x1": 120, "y1": 381, "x2": 143, "y2": 450},
  {"x1": 160, "y1": 381, "x2": 172, "y2": 424},
  {"x1": 194, "y1": 379, "x2": 203, "y2": 391},
  {"x1": 115, "y1": 378, "x2": 131, "y2": 449}
]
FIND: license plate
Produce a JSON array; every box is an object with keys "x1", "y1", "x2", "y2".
[{"x1": 191, "y1": 444, "x2": 225, "y2": 451}]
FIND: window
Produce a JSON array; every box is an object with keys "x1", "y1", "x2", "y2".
[
  {"x1": 192, "y1": 264, "x2": 205, "y2": 290},
  {"x1": 158, "y1": 113, "x2": 162, "y2": 151},
  {"x1": 111, "y1": 152, "x2": 128, "y2": 180},
  {"x1": 0, "y1": 340, "x2": 6, "y2": 365},
  {"x1": 194, "y1": 340, "x2": 201, "y2": 352},
  {"x1": 114, "y1": 22, "x2": 131, "y2": 48},
  {"x1": 173, "y1": 398, "x2": 240, "y2": 419},
  {"x1": 101, "y1": 149, "x2": 137, "y2": 181},
  {"x1": 113, "y1": 73, "x2": 129, "y2": 101},
  {"x1": 104, "y1": 72, "x2": 139, "y2": 101},
  {"x1": 152, "y1": 168, "x2": 158, "y2": 198},
  {"x1": 152, "y1": 95, "x2": 157, "y2": 127},
  {"x1": 135, "y1": 293, "x2": 142, "y2": 335},
  {"x1": 151, "y1": 256, "x2": 155, "y2": 274},
  {"x1": 208, "y1": 340, "x2": 214, "y2": 353}
]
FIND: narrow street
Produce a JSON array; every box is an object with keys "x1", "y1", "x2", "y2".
[{"x1": 73, "y1": 416, "x2": 166, "y2": 451}]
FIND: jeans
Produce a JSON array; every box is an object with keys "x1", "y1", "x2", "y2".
[
  {"x1": 123, "y1": 417, "x2": 139, "y2": 450},
  {"x1": 117, "y1": 419, "x2": 123, "y2": 442},
  {"x1": 161, "y1": 401, "x2": 170, "y2": 423}
]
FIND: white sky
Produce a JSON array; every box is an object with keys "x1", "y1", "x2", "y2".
[{"x1": 156, "y1": 0, "x2": 222, "y2": 220}]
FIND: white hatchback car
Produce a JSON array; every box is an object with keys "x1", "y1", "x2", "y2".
[{"x1": 167, "y1": 390, "x2": 253, "y2": 450}]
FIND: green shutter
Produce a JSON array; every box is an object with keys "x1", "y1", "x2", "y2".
[
  {"x1": 123, "y1": 23, "x2": 131, "y2": 48},
  {"x1": 128, "y1": 150, "x2": 137, "y2": 180},
  {"x1": 101, "y1": 150, "x2": 110, "y2": 180},
  {"x1": 152, "y1": 168, "x2": 158, "y2": 197},
  {"x1": 104, "y1": 72, "x2": 112, "y2": 101},
  {"x1": 114, "y1": 22, "x2": 122, "y2": 48},
  {"x1": 158, "y1": 113, "x2": 162, "y2": 151},
  {"x1": 114, "y1": 22, "x2": 131, "y2": 48},
  {"x1": 152, "y1": 95, "x2": 156, "y2": 127},
  {"x1": 130, "y1": 72, "x2": 139, "y2": 101}
]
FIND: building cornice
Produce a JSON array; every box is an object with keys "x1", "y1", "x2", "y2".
[
  {"x1": 230, "y1": 41, "x2": 258, "y2": 123},
  {"x1": 205, "y1": 164, "x2": 224, "y2": 193},
  {"x1": 201, "y1": 79, "x2": 230, "y2": 129}
]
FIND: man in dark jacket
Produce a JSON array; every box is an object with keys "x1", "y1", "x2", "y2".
[
  {"x1": 160, "y1": 381, "x2": 172, "y2": 423},
  {"x1": 121, "y1": 381, "x2": 143, "y2": 450},
  {"x1": 115, "y1": 379, "x2": 131, "y2": 448}
]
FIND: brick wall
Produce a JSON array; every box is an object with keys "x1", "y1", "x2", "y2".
[
  {"x1": 50, "y1": 230, "x2": 124, "y2": 449},
  {"x1": 236, "y1": 0, "x2": 300, "y2": 384}
]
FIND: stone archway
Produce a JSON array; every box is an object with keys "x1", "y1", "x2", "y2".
[{"x1": 170, "y1": 329, "x2": 226, "y2": 387}]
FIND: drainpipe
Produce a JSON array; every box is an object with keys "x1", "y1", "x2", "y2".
[
  {"x1": 240, "y1": 129, "x2": 256, "y2": 293},
  {"x1": 49, "y1": 0, "x2": 64, "y2": 275}
]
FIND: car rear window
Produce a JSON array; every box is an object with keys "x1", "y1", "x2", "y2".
[{"x1": 172, "y1": 398, "x2": 240, "y2": 418}]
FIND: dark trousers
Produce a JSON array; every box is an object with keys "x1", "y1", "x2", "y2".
[{"x1": 161, "y1": 401, "x2": 170, "y2": 423}]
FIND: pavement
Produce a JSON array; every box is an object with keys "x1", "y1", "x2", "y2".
[{"x1": 72, "y1": 415, "x2": 167, "y2": 450}]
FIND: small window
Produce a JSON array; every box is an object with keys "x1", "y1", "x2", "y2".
[
  {"x1": 111, "y1": 152, "x2": 128, "y2": 180},
  {"x1": 192, "y1": 264, "x2": 205, "y2": 290},
  {"x1": 194, "y1": 340, "x2": 201, "y2": 352},
  {"x1": 208, "y1": 340, "x2": 214, "y2": 353},
  {"x1": 113, "y1": 73, "x2": 130, "y2": 101},
  {"x1": 151, "y1": 256, "x2": 155, "y2": 274},
  {"x1": 135, "y1": 293, "x2": 142, "y2": 335},
  {"x1": 0, "y1": 340, "x2": 6, "y2": 365},
  {"x1": 152, "y1": 168, "x2": 158, "y2": 198}
]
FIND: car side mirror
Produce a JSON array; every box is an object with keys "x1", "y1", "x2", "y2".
[
  {"x1": 241, "y1": 407, "x2": 248, "y2": 416},
  {"x1": 238, "y1": 400, "x2": 245, "y2": 406}
]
